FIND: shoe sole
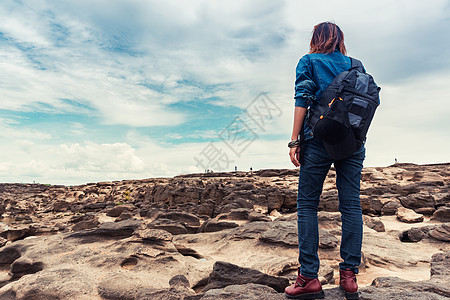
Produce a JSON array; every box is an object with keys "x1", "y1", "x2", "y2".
[
  {"x1": 285, "y1": 290, "x2": 325, "y2": 299},
  {"x1": 339, "y1": 285, "x2": 359, "y2": 299}
]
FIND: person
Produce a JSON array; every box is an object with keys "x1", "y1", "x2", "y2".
[{"x1": 286, "y1": 22, "x2": 365, "y2": 300}]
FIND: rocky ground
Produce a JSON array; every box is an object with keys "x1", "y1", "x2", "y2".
[{"x1": 0, "y1": 163, "x2": 449, "y2": 299}]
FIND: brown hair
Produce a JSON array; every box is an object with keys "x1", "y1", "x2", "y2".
[{"x1": 309, "y1": 22, "x2": 346, "y2": 55}]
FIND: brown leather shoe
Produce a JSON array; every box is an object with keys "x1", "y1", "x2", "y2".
[
  {"x1": 285, "y1": 269, "x2": 324, "y2": 299},
  {"x1": 339, "y1": 268, "x2": 359, "y2": 299}
]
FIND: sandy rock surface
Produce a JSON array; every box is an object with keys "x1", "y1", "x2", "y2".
[{"x1": 0, "y1": 163, "x2": 449, "y2": 299}]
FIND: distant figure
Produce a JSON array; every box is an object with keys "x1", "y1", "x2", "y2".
[
  {"x1": 234, "y1": 166, "x2": 237, "y2": 171},
  {"x1": 250, "y1": 167, "x2": 253, "y2": 172},
  {"x1": 286, "y1": 21, "x2": 372, "y2": 300},
  {"x1": 395, "y1": 158, "x2": 398, "y2": 164}
]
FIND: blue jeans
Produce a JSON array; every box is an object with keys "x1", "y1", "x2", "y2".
[{"x1": 297, "y1": 137, "x2": 365, "y2": 278}]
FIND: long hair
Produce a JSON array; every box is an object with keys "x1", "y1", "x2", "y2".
[{"x1": 309, "y1": 22, "x2": 346, "y2": 55}]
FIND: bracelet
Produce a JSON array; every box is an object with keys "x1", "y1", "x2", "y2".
[{"x1": 288, "y1": 139, "x2": 300, "y2": 148}]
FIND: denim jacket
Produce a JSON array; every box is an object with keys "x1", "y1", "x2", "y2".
[{"x1": 294, "y1": 50, "x2": 354, "y2": 141}]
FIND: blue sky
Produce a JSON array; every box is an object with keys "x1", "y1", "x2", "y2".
[{"x1": 0, "y1": 0, "x2": 449, "y2": 184}]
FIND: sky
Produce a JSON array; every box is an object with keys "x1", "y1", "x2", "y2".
[{"x1": 0, "y1": 0, "x2": 449, "y2": 185}]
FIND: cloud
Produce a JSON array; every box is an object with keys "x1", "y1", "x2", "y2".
[
  {"x1": 0, "y1": 118, "x2": 52, "y2": 139},
  {"x1": 0, "y1": 0, "x2": 448, "y2": 184}
]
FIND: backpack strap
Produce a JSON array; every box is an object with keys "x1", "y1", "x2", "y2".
[{"x1": 349, "y1": 57, "x2": 365, "y2": 73}]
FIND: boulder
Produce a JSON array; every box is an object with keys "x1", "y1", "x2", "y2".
[
  {"x1": 200, "y1": 219, "x2": 239, "y2": 233},
  {"x1": 381, "y1": 200, "x2": 402, "y2": 215},
  {"x1": 399, "y1": 193, "x2": 435, "y2": 209},
  {"x1": 260, "y1": 221, "x2": 297, "y2": 247},
  {"x1": 202, "y1": 261, "x2": 289, "y2": 293},
  {"x1": 429, "y1": 224, "x2": 450, "y2": 242},
  {"x1": 318, "y1": 229, "x2": 338, "y2": 249},
  {"x1": 69, "y1": 219, "x2": 143, "y2": 239},
  {"x1": 431, "y1": 206, "x2": 450, "y2": 222},
  {"x1": 10, "y1": 257, "x2": 44, "y2": 279},
  {"x1": 199, "y1": 283, "x2": 285, "y2": 300},
  {"x1": 430, "y1": 251, "x2": 450, "y2": 278},
  {"x1": 72, "y1": 215, "x2": 100, "y2": 231},
  {"x1": 155, "y1": 211, "x2": 201, "y2": 227},
  {"x1": 217, "y1": 208, "x2": 251, "y2": 221},
  {"x1": 359, "y1": 276, "x2": 450, "y2": 299},
  {"x1": 248, "y1": 211, "x2": 271, "y2": 222},
  {"x1": 0, "y1": 225, "x2": 31, "y2": 242},
  {"x1": 115, "y1": 210, "x2": 133, "y2": 222},
  {"x1": 396, "y1": 207, "x2": 424, "y2": 223},
  {"x1": 360, "y1": 197, "x2": 383, "y2": 215},
  {"x1": 106, "y1": 204, "x2": 135, "y2": 217},
  {"x1": 148, "y1": 219, "x2": 188, "y2": 235},
  {"x1": 399, "y1": 226, "x2": 433, "y2": 242},
  {"x1": 363, "y1": 216, "x2": 385, "y2": 232}
]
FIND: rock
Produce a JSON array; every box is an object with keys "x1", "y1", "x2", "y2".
[
  {"x1": 155, "y1": 211, "x2": 201, "y2": 227},
  {"x1": 0, "y1": 237, "x2": 7, "y2": 248},
  {"x1": 0, "y1": 225, "x2": 31, "y2": 242},
  {"x1": 97, "y1": 273, "x2": 151, "y2": 300},
  {"x1": 202, "y1": 261, "x2": 289, "y2": 293},
  {"x1": 399, "y1": 226, "x2": 433, "y2": 242},
  {"x1": 319, "y1": 190, "x2": 339, "y2": 212},
  {"x1": 10, "y1": 257, "x2": 44, "y2": 279},
  {"x1": 106, "y1": 204, "x2": 134, "y2": 217},
  {"x1": 134, "y1": 229, "x2": 173, "y2": 244},
  {"x1": 396, "y1": 207, "x2": 424, "y2": 223},
  {"x1": 414, "y1": 207, "x2": 436, "y2": 215},
  {"x1": 136, "y1": 288, "x2": 196, "y2": 300},
  {"x1": 260, "y1": 221, "x2": 297, "y2": 247},
  {"x1": 200, "y1": 219, "x2": 239, "y2": 233},
  {"x1": 361, "y1": 196, "x2": 383, "y2": 215},
  {"x1": 200, "y1": 283, "x2": 285, "y2": 300},
  {"x1": 52, "y1": 200, "x2": 71, "y2": 212},
  {"x1": 381, "y1": 200, "x2": 402, "y2": 215},
  {"x1": 430, "y1": 251, "x2": 450, "y2": 278},
  {"x1": 115, "y1": 210, "x2": 133, "y2": 222},
  {"x1": 318, "y1": 228, "x2": 338, "y2": 249},
  {"x1": 399, "y1": 193, "x2": 435, "y2": 209},
  {"x1": 81, "y1": 202, "x2": 108, "y2": 212},
  {"x1": 431, "y1": 206, "x2": 450, "y2": 222},
  {"x1": 318, "y1": 262, "x2": 335, "y2": 284},
  {"x1": 429, "y1": 223, "x2": 450, "y2": 242},
  {"x1": 0, "y1": 267, "x2": 98, "y2": 300},
  {"x1": 248, "y1": 211, "x2": 271, "y2": 222},
  {"x1": 0, "y1": 242, "x2": 25, "y2": 265},
  {"x1": 217, "y1": 208, "x2": 251, "y2": 220},
  {"x1": 148, "y1": 219, "x2": 188, "y2": 235},
  {"x1": 267, "y1": 193, "x2": 285, "y2": 211},
  {"x1": 229, "y1": 222, "x2": 271, "y2": 240},
  {"x1": 69, "y1": 219, "x2": 143, "y2": 239},
  {"x1": 363, "y1": 216, "x2": 385, "y2": 232},
  {"x1": 318, "y1": 211, "x2": 341, "y2": 228},
  {"x1": 269, "y1": 209, "x2": 283, "y2": 218},
  {"x1": 359, "y1": 276, "x2": 450, "y2": 299},
  {"x1": 72, "y1": 215, "x2": 100, "y2": 231},
  {"x1": 169, "y1": 274, "x2": 191, "y2": 290},
  {"x1": 258, "y1": 169, "x2": 290, "y2": 177},
  {"x1": 435, "y1": 193, "x2": 450, "y2": 206},
  {"x1": 174, "y1": 243, "x2": 203, "y2": 259}
]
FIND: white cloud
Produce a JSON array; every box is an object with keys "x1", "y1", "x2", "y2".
[
  {"x1": 0, "y1": 118, "x2": 52, "y2": 139},
  {"x1": 0, "y1": 0, "x2": 448, "y2": 184}
]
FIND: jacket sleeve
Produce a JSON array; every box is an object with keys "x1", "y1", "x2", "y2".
[{"x1": 294, "y1": 55, "x2": 317, "y2": 108}]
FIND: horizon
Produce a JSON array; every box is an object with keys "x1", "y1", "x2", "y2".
[
  {"x1": 3, "y1": 161, "x2": 450, "y2": 186},
  {"x1": 1, "y1": 0, "x2": 449, "y2": 185}
]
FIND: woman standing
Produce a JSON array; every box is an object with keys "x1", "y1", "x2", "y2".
[{"x1": 285, "y1": 22, "x2": 365, "y2": 300}]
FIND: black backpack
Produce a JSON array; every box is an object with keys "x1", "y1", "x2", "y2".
[{"x1": 307, "y1": 58, "x2": 381, "y2": 160}]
